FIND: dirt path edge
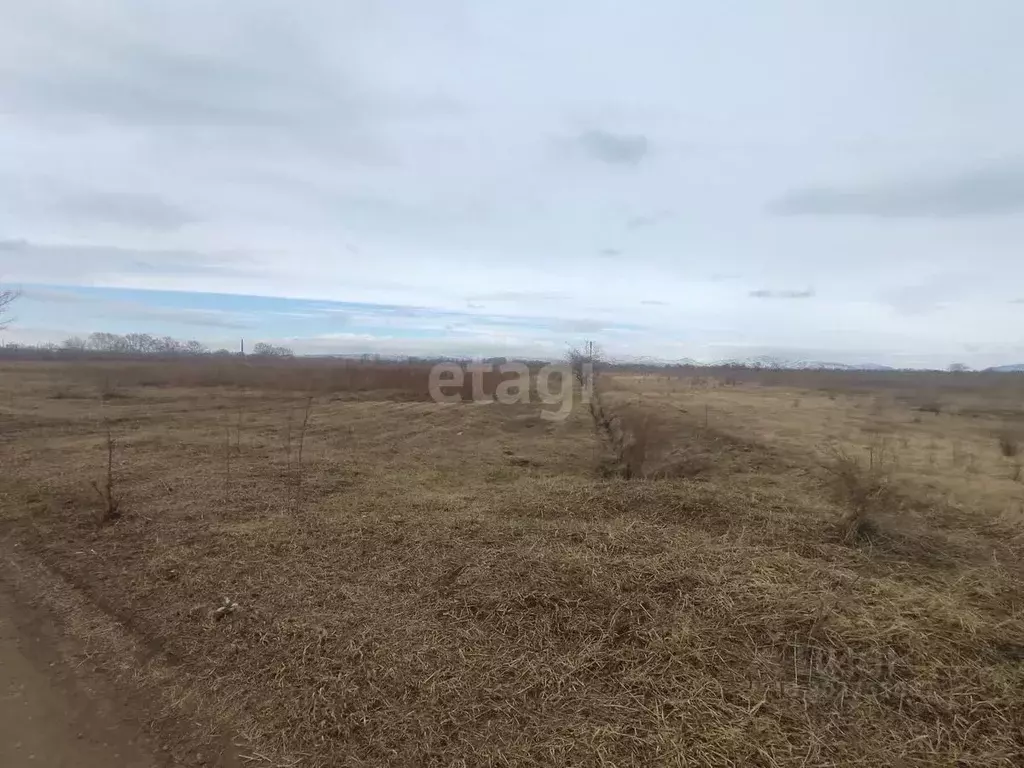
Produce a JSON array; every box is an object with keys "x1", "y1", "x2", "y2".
[{"x1": 0, "y1": 536, "x2": 241, "y2": 767}]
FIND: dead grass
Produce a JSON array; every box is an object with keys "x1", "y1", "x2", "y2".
[
  {"x1": 13, "y1": 356, "x2": 540, "y2": 403},
  {"x1": 1, "y1": 360, "x2": 1023, "y2": 766}
]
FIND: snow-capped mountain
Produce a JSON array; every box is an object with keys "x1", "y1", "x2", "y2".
[{"x1": 715, "y1": 356, "x2": 894, "y2": 371}]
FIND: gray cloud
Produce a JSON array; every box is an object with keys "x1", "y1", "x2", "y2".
[
  {"x1": 118, "y1": 305, "x2": 252, "y2": 329},
  {"x1": 22, "y1": 286, "x2": 251, "y2": 329},
  {"x1": 0, "y1": 239, "x2": 254, "y2": 283},
  {"x1": 770, "y1": 161, "x2": 1024, "y2": 218},
  {"x1": 626, "y1": 210, "x2": 670, "y2": 230},
  {"x1": 553, "y1": 319, "x2": 611, "y2": 334},
  {"x1": 877, "y1": 273, "x2": 986, "y2": 316},
  {"x1": 467, "y1": 290, "x2": 567, "y2": 303},
  {"x1": 880, "y1": 287, "x2": 945, "y2": 315},
  {"x1": 3, "y1": 6, "x2": 459, "y2": 130},
  {"x1": 749, "y1": 289, "x2": 815, "y2": 299},
  {"x1": 641, "y1": 299, "x2": 668, "y2": 306},
  {"x1": 1, "y1": 3, "x2": 465, "y2": 169},
  {"x1": 4, "y1": 3, "x2": 1024, "y2": 367},
  {"x1": 20, "y1": 287, "x2": 91, "y2": 304},
  {"x1": 55, "y1": 191, "x2": 196, "y2": 231},
  {"x1": 576, "y1": 130, "x2": 649, "y2": 166}
]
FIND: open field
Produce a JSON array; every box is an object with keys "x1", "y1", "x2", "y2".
[{"x1": 2, "y1": 359, "x2": 1024, "y2": 766}]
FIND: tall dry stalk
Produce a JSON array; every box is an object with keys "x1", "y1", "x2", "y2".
[
  {"x1": 235, "y1": 390, "x2": 246, "y2": 453},
  {"x1": 224, "y1": 424, "x2": 233, "y2": 503},
  {"x1": 284, "y1": 407, "x2": 294, "y2": 475},
  {"x1": 91, "y1": 418, "x2": 121, "y2": 524},
  {"x1": 293, "y1": 396, "x2": 314, "y2": 512}
]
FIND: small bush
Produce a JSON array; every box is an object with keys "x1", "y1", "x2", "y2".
[
  {"x1": 587, "y1": 394, "x2": 660, "y2": 480},
  {"x1": 91, "y1": 422, "x2": 121, "y2": 524},
  {"x1": 614, "y1": 410, "x2": 653, "y2": 479},
  {"x1": 822, "y1": 448, "x2": 895, "y2": 543}
]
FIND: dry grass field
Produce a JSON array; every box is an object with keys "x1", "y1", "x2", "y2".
[{"x1": 1, "y1": 358, "x2": 1024, "y2": 766}]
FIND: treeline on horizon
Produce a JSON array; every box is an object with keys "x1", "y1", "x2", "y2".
[
  {"x1": 0, "y1": 332, "x2": 294, "y2": 358},
  {"x1": 0, "y1": 332, "x2": 1021, "y2": 379}
]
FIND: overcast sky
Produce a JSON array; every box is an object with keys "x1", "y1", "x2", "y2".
[{"x1": 2, "y1": 1, "x2": 1024, "y2": 367}]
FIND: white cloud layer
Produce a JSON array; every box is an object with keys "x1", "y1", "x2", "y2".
[{"x1": 3, "y1": 1, "x2": 1024, "y2": 366}]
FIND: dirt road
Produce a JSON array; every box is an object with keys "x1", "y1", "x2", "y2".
[{"x1": 0, "y1": 585, "x2": 157, "y2": 767}]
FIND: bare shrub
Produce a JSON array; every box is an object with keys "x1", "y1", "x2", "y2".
[
  {"x1": 566, "y1": 340, "x2": 599, "y2": 387},
  {"x1": 588, "y1": 397, "x2": 662, "y2": 480},
  {"x1": 608, "y1": 409, "x2": 654, "y2": 479},
  {"x1": 822, "y1": 447, "x2": 895, "y2": 543},
  {"x1": 90, "y1": 419, "x2": 121, "y2": 524}
]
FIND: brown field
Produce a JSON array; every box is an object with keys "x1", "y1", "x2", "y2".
[{"x1": 1, "y1": 358, "x2": 1024, "y2": 766}]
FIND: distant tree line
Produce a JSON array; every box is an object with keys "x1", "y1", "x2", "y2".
[
  {"x1": 0, "y1": 332, "x2": 295, "y2": 359},
  {"x1": 59, "y1": 334, "x2": 295, "y2": 357},
  {"x1": 62, "y1": 332, "x2": 213, "y2": 355}
]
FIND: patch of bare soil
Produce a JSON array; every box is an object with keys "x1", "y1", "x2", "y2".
[{"x1": 0, "y1": 570, "x2": 158, "y2": 768}]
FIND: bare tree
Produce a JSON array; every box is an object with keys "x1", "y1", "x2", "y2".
[
  {"x1": 76, "y1": 332, "x2": 209, "y2": 355},
  {"x1": 253, "y1": 342, "x2": 294, "y2": 357},
  {"x1": 0, "y1": 287, "x2": 20, "y2": 329},
  {"x1": 566, "y1": 340, "x2": 601, "y2": 386}
]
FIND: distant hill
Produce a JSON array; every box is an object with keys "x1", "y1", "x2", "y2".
[{"x1": 984, "y1": 364, "x2": 1024, "y2": 372}]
